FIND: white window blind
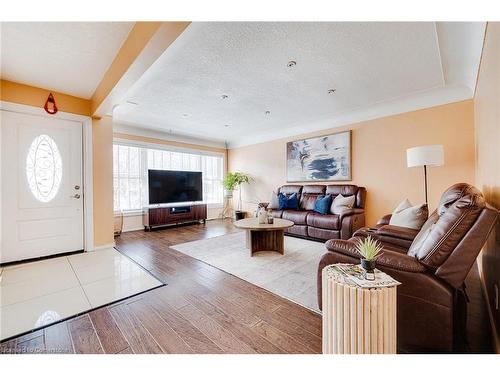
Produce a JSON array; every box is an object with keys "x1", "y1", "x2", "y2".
[{"x1": 113, "y1": 143, "x2": 224, "y2": 212}]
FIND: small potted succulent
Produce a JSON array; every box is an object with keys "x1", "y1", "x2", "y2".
[{"x1": 355, "y1": 236, "x2": 384, "y2": 279}]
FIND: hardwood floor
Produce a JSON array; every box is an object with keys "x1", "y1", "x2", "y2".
[
  {"x1": 0, "y1": 219, "x2": 492, "y2": 354},
  {"x1": 0, "y1": 219, "x2": 321, "y2": 354}
]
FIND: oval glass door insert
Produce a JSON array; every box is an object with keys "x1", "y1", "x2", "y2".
[{"x1": 26, "y1": 134, "x2": 63, "y2": 202}]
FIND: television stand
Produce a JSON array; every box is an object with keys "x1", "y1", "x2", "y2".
[{"x1": 143, "y1": 203, "x2": 207, "y2": 231}]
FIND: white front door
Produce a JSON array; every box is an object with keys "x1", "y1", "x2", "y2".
[{"x1": 1, "y1": 111, "x2": 84, "y2": 263}]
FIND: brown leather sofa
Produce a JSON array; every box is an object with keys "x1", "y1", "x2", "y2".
[
  {"x1": 317, "y1": 183, "x2": 498, "y2": 352},
  {"x1": 271, "y1": 184, "x2": 366, "y2": 241}
]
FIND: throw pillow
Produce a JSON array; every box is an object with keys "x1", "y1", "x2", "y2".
[
  {"x1": 314, "y1": 195, "x2": 332, "y2": 215},
  {"x1": 268, "y1": 191, "x2": 279, "y2": 209},
  {"x1": 331, "y1": 194, "x2": 355, "y2": 214},
  {"x1": 278, "y1": 193, "x2": 299, "y2": 210},
  {"x1": 389, "y1": 199, "x2": 428, "y2": 230}
]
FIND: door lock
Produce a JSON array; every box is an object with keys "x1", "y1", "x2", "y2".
[
  {"x1": 71, "y1": 194, "x2": 81, "y2": 199},
  {"x1": 74, "y1": 185, "x2": 80, "y2": 190}
]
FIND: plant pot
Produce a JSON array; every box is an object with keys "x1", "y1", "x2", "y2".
[
  {"x1": 234, "y1": 211, "x2": 246, "y2": 221},
  {"x1": 360, "y1": 259, "x2": 376, "y2": 272}
]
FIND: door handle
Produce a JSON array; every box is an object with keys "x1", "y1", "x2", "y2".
[{"x1": 71, "y1": 194, "x2": 81, "y2": 199}]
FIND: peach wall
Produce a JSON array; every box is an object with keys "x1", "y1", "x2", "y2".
[
  {"x1": 0, "y1": 80, "x2": 91, "y2": 116},
  {"x1": 474, "y1": 22, "x2": 500, "y2": 350},
  {"x1": 93, "y1": 116, "x2": 115, "y2": 247},
  {"x1": 228, "y1": 100, "x2": 475, "y2": 226}
]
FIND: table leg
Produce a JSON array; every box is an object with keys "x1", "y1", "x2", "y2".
[{"x1": 247, "y1": 230, "x2": 285, "y2": 256}]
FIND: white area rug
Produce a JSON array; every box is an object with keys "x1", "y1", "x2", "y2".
[{"x1": 172, "y1": 232, "x2": 324, "y2": 312}]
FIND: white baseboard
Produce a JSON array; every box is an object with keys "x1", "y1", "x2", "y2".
[
  {"x1": 122, "y1": 226, "x2": 144, "y2": 233},
  {"x1": 92, "y1": 242, "x2": 116, "y2": 251}
]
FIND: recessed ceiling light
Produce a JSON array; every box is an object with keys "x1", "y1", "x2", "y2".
[
  {"x1": 221, "y1": 94, "x2": 229, "y2": 99},
  {"x1": 328, "y1": 89, "x2": 336, "y2": 94},
  {"x1": 265, "y1": 110, "x2": 271, "y2": 115},
  {"x1": 287, "y1": 60, "x2": 297, "y2": 68}
]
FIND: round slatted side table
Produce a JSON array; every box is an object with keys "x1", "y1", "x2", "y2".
[{"x1": 322, "y1": 264, "x2": 398, "y2": 354}]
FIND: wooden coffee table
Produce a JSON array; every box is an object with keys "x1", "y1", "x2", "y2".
[{"x1": 233, "y1": 218, "x2": 294, "y2": 256}]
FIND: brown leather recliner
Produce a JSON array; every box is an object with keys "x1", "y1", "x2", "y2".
[
  {"x1": 271, "y1": 184, "x2": 366, "y2": 241},
  {"x1": 317, "y1": 183, "x2": 498, "y2": 353}
]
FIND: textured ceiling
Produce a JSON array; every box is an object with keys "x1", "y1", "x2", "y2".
[
  {"x1": 1, "y1": 22, "x2": 133, "y2": 98},
  {"x1": 114, "y1": 22, "x2": 485, "y2": 148}
]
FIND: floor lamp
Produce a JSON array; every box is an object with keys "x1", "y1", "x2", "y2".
[{"x1": 406, "y1": 145, "x2": 444, "y2": 205}]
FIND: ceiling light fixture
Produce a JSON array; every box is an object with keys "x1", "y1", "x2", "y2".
[
  {"x1": 221, "y1": 94, "x2": 229, "y2": 99},
  {"x1": 287, "y1": 60, "x2": 297, "y2": 68},
  {"x1": 328, "y1": 89, "x2": 336, "y2": 94}
]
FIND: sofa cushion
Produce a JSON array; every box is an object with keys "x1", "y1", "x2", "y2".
[
  {"x1": 313, "y1": 195, "x2": 332, "y2": 214},
  {"x1": 286, "y1": 225, "x2": 308, "y2": 237},
  {"x1": 282, "y1": 210, "x2": 308, "y2": 225},
  {"x1": 278, "y1": 185, "x2": 302, "y2": 201},
  {"x1": 278, "y1": 193, "x2": 299, "y2": 210},
  {"x1": 271, "y1": 209, "x2": 283, "y2": 218},
  {"x1": 299, "y1": 185, "x2": 325, "y2": 210},
  {"x1": 306, "y1": 212, "x2": 340, "y2": 230},
  {"x1": 408, "y1": 184, "x2": 486, "y2": 269},
  {"x1": 307, "y1": 226, "x2": 339, "y2": 241},
  {"x1": 389, "y1": 199, "x2": 428, "y2": 230}
]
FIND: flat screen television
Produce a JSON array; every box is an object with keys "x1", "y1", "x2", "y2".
[{"x1": 148, "y1": 170, "x2": 203, "y2": 205}]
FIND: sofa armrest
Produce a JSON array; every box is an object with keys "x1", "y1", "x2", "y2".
[
  {"x1": 338, "y1": 210, "x2": 365, "y2": 240},
  {"x1": 376, "y1": 225, "x2": 419, "y2": 242},
  {"x1": 337, "y1": 208, "x2": 365, "y2": 221},
  {"x1": 377, "y1": 214, "x2": 392, "y2": 225},
  {"x1": 326, "y1": 238, "x2": 426, "y2": 273}
]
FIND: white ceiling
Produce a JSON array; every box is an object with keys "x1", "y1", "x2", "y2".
[
  {"x1": 114, "y1": 22, "x2": 485, "y2": 148},
  {"x1": 1, "y1": 22, "x2": 133, "y2": 98}
]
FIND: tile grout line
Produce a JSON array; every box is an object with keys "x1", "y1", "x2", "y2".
[
  {"x1": 0, "y1": 259, "x2": 87, "y2": 309},
  {"x1": 65, "y1": 256, "x2": 93, "y2": 309}
]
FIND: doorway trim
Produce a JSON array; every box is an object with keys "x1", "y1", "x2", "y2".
[{"x1": 0, "y1": 100, "x2": 94, "y2": 252}]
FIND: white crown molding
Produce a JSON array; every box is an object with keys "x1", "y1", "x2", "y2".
[
  {"x1": 227, "y1": 84, "x2": 473, "y2": 149},
  {"x1": 113, "y1": 122, "x2": 226, "y2": 149}
]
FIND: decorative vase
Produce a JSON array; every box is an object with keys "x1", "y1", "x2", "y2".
[
  {"x1": 360, "y1": 259, "x2": 376, "y2": 280},
  {"x1": 258, "y1": 210, "x2": 267, "y2": 224}
]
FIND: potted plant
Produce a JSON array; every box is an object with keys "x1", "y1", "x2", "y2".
[
  {"x1": 223, "y1": 172, "x2": 250, "y2": 220},
  {"x1": 355, "y1": 236, "x2": 384, "y2": 279}
]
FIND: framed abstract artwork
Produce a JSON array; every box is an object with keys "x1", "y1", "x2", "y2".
[{"x1": 286, "y1": 130, "x2": 352, "y2": 182}]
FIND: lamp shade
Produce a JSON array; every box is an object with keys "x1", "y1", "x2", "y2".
[{"x1": 407, "y1": 145, "x2": 444, "y2": 168}]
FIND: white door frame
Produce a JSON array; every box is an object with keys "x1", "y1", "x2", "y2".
[{"x1": 0, "y1": 100, "x2": 94, "y2": 253}]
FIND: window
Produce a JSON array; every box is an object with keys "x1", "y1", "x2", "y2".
[
  {"x1": 26, "y1": 134, "x2": 63, "y2": 203},
  {"x1": 113, "y1": 143, "x2": 224, "y2": 212},
  {"x1": 113, "y1": 144, "x2": 143, "y2": 211}
]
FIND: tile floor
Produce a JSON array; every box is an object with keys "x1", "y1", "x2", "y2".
[{"x1": 0, "y1": 248, "x2": 163, "y2": 341}]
